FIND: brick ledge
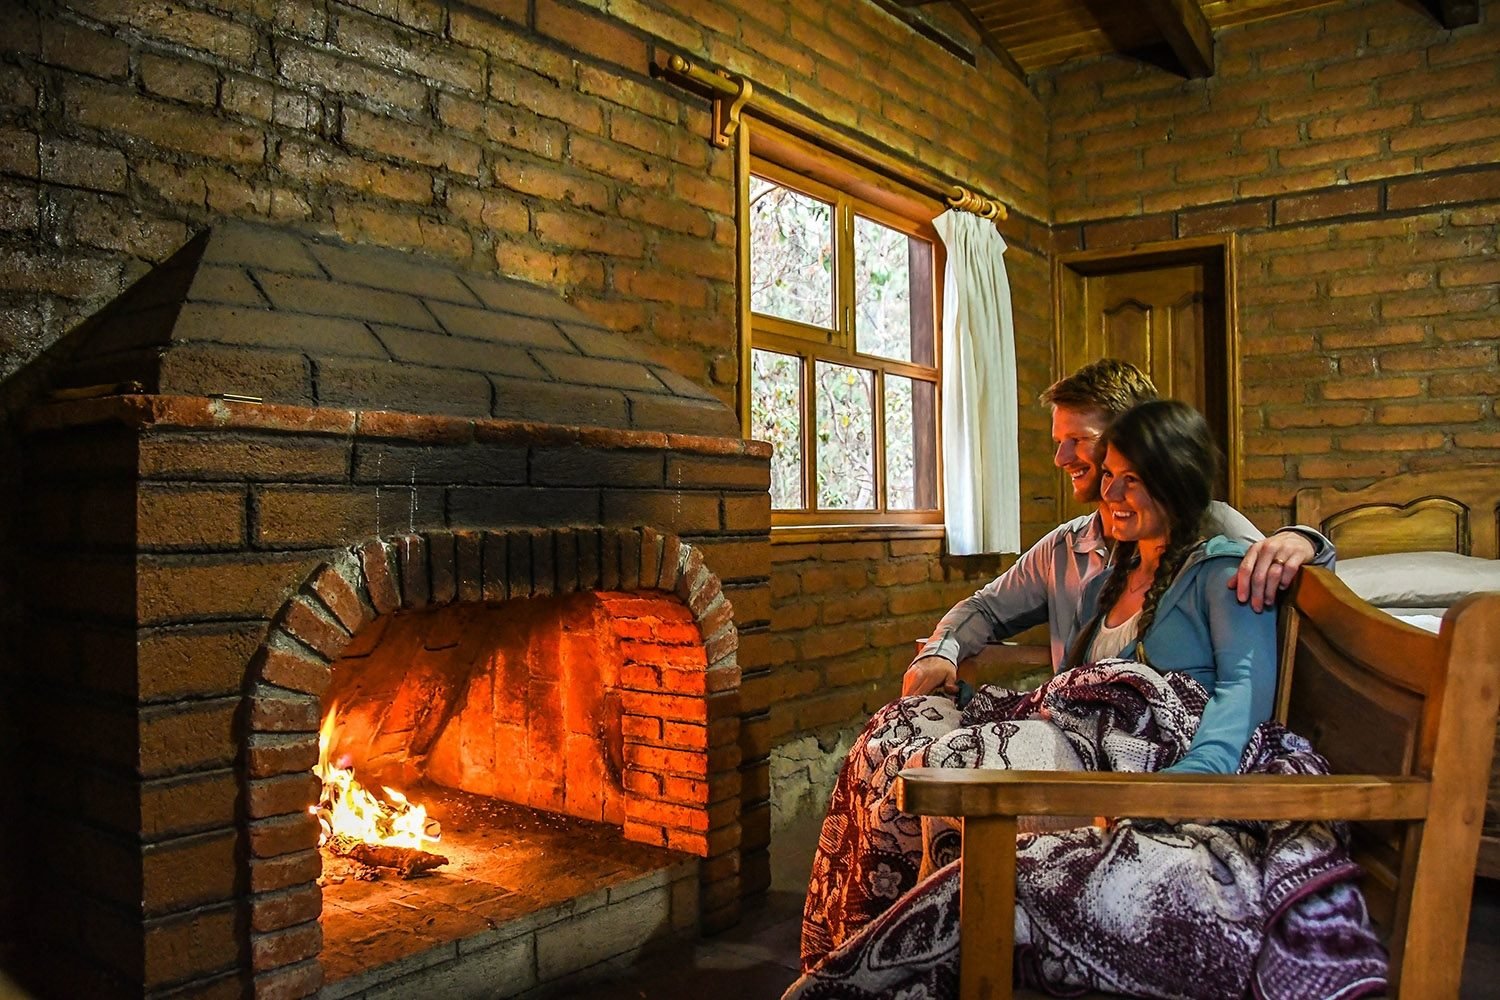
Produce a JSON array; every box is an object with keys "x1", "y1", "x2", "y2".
[{"x1": 23, "y1": 392, "x2": 772, "y2": 459}]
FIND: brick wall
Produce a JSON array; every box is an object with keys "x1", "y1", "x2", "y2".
[
  {"x1": 1045, "y1": 0, "x2": 1500, "y2": 529},
  {"x1": 0, "y1": 0, "x2": 1045, "y2": 390},
  {"x1": 0, "y1": 0, "x2": 1059, "y2": 908}
]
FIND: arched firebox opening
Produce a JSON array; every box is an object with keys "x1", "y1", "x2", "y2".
[{"x1": 241, "y1": 527, "x2": 742, "y2": 997}]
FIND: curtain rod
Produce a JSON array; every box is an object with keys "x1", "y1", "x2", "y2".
[{"x1": 655, "y1": 52, "x2": 1008, "y2": 222}]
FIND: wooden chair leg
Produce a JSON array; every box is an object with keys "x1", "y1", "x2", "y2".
[{"x1": 960, "y1": 815, "x2": 1017, "y2": 1000}]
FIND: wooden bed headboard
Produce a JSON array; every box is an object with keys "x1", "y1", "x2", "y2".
[{"x1": 1292, "y1": 465, "x2": 1500, "y2": 560}]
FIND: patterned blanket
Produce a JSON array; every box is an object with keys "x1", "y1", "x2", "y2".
[{"x1": 789, "y1": 661, "x2": 1388, "y2": 1000}]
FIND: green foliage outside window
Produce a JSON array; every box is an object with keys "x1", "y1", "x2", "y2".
[{"x1": 746, "y1": 166, "x2": 939, "y2": 525}]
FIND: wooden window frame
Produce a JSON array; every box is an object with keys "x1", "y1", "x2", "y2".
[{"x1": 737, "y1": 120, "x2": 947, "y2": 538}]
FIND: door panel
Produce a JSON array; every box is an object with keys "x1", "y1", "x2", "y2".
[{"x1": 1058, "y1": 251, "x2": 1230, "y2": 523}]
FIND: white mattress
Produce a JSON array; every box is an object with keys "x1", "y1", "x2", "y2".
[{"x1": 1383, "y1": 610, "x2": 1443, "y2": 633}]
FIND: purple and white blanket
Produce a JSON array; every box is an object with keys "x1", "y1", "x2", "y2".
[{"x1": 790, "y1": 661, "x2": 1388, "y2": 1000}]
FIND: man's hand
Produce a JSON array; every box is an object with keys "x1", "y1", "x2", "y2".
[
  {"x1": 902, "y1": 655, "x2": 958, "y2": 697},
  {"x1": 1229, "y1": 532, "x2": 1316, "y2": 612}
]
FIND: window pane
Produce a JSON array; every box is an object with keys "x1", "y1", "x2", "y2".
[
  {"x1": 854, "y1": 217, "x2": 934, "y2": 365},
  {"x1": 750, "y1": 349, "x2": 804, "y2": 510},
  {"x1": 749, "y1": 175, "x2": 833, "y2": 329},
  {"x1": 885, "y1": 376, "x2": 938, "y2": 511},
  {"x1": 815, "y1": 361, "x2": 874, "y2": 510}
]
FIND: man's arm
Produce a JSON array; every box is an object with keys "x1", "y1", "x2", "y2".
[
  {"x1": 1204, "y1": 501, "x2": 1336, "y2": 613},
  {"x1": 901, "y1": 525, "x2": 1062, "y2": 695}
]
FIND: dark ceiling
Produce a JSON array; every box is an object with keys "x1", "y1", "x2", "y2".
[{"x1": 897, "y1": 0, "x2": 1481, "y2": 81}]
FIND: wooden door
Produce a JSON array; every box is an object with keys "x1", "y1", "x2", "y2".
[{"x1": 1057, "y1": 244, "x2": 1234, "y2": 523}]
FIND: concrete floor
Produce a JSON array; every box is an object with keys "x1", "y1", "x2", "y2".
[{"x1": 590, "y1": 815, "x2": 1500, "y2": 1000}]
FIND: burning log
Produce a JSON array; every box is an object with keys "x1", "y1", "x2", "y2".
[{"x1": 326, "y1": 834, "x2": 448, "y2": 878}]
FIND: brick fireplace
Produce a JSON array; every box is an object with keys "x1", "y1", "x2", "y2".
[{"x1": 11, "y1": 222, "x2": 771, "y2": 999}]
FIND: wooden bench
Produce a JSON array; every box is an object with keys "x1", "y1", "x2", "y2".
[{"x1": 896, "y1": 567, "x2": 1500, "y2": 999}]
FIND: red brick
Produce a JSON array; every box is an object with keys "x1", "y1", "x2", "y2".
[
  {"x1": 138, "y1": 556, "x2": 312, "y2": 625},
  {"x1": 248, "y1": 773, "x2": 321, "y2": 820},
  {"x1": 247, "y1": 734, "x2": 319, "y2": 779},
  {"x1": 341, "y1": 108, "x2": 481, "y2": 177},
  {"x1": 144, "y1": 905, "x2": 238, "y2": 987},
  {"x1": 1274, "y1": 185, "x2": 1381, "y2": 225},
  {"x1": 250, "y1": 688, "x2": 320, "y2": 733},
  {"x1": 41, "y1": 19, "x2": 129, "y2": 78},
  {"x1": 536, "y1": 0, "x2": 644, "y2": 70},
  {"x1": 66, "y1": 82, "x2": 263, "y2": 163},
  {"x1": 249, "y1": 851, "x2": 320, "y2": 894},
  {"x1": 279, "y1": 596, "x2": 351, "y2": 660},
  {"x1": 141, "y1": 771, "x2": 237, "y2": 839},
  {"x1": 251, "y1": 886, "x2": 322, "y2": 934},
  {"x1": 143, "y1": 831, "x2": 236, "y2": 914},
  {"x1": 252, "y1": 960, "x2": 322, "y2": 1000},
  {"x1": 249, "y1": 813, "x2": 320, "y2": 860},
  {"x1": 139, "y1": 625, "x2": 261, "y2": 702},
  {"x1": 625, "y1": 744, "x2": 708, "y2": 777},
  {"x1": 358, "y1": 540, "x2": 400, "y2": 614},
  {"x1": 140, "y1": 699, "x2": 237, "y2": 775},
  {"x1": 1387, "y1": 165, "x2": 1500, "y2": 211},
  {"x1": 308, "y1": 563, "x2": 372, "y2": 634},
  {"x1": 257, "y1": 644, "x2": 331, "y2": 696},
  {"x1": 251, "y1": 921, "x2": 321, "y2": 972}
]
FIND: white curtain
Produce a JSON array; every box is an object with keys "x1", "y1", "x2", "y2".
[{"x1": 932, "y1": 210, "x2": 1019, "y2": 555}]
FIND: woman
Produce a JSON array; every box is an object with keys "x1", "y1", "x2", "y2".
[
  {"x1": 1065, "y1": 397, "x2": 1276, "y2": 774},
  {"x1": 793, "y1": 401, "x2": 1382, "y2": 999}
]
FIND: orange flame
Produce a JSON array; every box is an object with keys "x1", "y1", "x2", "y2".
[{"x1": 310, "y1": 702, "x2": 440, "y2": 850}]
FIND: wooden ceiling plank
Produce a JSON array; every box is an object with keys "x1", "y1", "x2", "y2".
[
  {"x1": 1140, "y1": 0, "x2": 1215, "y2": 77},
  {"x1": 1199, "y1": 0, "x2": 1343, "y2": 30},
  {"x1": 941, "y1": 0, "x2": 1032, "y2": 85}
]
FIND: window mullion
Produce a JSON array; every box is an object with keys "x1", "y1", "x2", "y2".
[
  {"x1": 873, "y1": 367, "x2": 887, "y2": 516},
  {"x1": 801, "y1": 347, "x2": 817, "y2": 514},
  {"x1": 836, "y1": 199, "x2": 855, "y2": 353}
]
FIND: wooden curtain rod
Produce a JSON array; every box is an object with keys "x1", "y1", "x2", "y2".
[{"x1": 657, "y1": 52, "x2": 1008, "y2": 222}]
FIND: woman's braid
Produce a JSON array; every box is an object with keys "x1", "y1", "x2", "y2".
[{"x1": 1134, "y1": 534, "x2": 1197, "y2": 653}]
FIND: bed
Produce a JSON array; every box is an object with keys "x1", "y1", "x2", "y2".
[{"x1": 1294, "y1": 464, "x2": 1500, "y2": 880}]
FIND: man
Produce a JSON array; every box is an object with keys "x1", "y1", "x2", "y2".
[{"x1": 903, "y1": 359, "x2": 1331, "y2": 696}]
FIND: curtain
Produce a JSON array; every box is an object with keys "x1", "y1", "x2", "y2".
[{"x1": 932, "y1": 210, "x2": 1019, "y2": 556}]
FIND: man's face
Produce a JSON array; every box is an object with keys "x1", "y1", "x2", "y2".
[{"x1": 1051, "y1": 405, "x2": 1110, "y2": 504}]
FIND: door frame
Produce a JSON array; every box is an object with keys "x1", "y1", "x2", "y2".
[{"x1": 1052, "y1": 233, "x2": 1242, "y2": 516}]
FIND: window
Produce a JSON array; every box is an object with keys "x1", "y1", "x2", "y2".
[{"x1": 743, "y1": 154, "x2": 943, "y2": 533}]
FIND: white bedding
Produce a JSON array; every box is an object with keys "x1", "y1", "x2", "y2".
[{"x1": 1384, "y1": 610, "x2": 1442, "y2": 634}]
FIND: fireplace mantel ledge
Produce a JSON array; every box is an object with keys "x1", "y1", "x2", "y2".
[{"x1": 23, "y1": 392, "x2": 773, "y2": 459}]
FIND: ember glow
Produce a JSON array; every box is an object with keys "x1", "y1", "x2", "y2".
[{"x1": 311, "y1": 703, "x2": 440, "y2": 850}]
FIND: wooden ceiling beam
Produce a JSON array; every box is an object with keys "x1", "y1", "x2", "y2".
[
  {"x1": 1423, "y1": 0, "x2": 1480, "y2": 28},
  {"x1": 1140, "y1": 0, "x2": 1215, "y2": 78}
]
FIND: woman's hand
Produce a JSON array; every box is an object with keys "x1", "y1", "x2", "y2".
[
  {"x1": 902, "y1": 655, "x2": 958, "y2": 697},
  {"x1": 1228, "y1": 532, "x2": 1316, "y2": 612}
]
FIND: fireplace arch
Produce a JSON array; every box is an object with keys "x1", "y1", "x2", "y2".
[{"x1": 241, "y1": 526, "x2": 742, "y2": 996}]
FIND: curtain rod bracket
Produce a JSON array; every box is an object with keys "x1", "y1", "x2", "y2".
[{"x1": 712, "y1": 73, "x2": 753, "y2": 149}]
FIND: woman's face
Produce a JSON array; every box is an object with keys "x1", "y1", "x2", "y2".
[{"x1": 1098, "y1": 444, "x2": 1168, "y2": 545}]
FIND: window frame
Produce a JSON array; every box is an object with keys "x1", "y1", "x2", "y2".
[{"x1": 737, "y1": 121, "x2": 946, "y2": 536}]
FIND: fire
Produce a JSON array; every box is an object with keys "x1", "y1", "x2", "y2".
[{"x1": 310, "y1": 703, "x2": 440, "y2": 850}]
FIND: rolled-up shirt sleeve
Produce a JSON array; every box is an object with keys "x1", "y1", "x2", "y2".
[{"x1": 915, "y1": 528, "x2": 1059, "y2": 667}]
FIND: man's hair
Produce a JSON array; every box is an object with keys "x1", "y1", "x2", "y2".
[{"x1": 1039, "y1": 359, "x2": 1158, "y2": 418}]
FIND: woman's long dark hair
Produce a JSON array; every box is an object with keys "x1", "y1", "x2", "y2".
[{"x1": 1065, "y1": 399, "x2": 1219, "y2": 668}]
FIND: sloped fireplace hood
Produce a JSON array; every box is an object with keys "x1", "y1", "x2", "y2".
[{"x1": 50, "y1": 220, "x2": 737, "y2": 436}]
